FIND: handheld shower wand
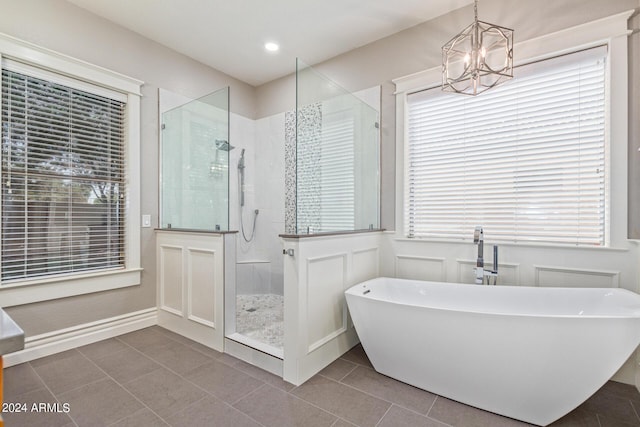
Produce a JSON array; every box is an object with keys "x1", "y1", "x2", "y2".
[
  {"x1": 238, "y1": 149, "x2": 246, "y2": 207},
  {"x1": 237, "y1": 148, "x2": 258, "y2": 242}
]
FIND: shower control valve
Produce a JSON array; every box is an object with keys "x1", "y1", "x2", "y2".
[{"x1": 282, "y1": 248, "x2": 295, "y2": 257}]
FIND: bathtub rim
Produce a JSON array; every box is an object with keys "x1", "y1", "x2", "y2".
[{"x1": 345, "y1": 276, "x2": 640, "y2": 320}]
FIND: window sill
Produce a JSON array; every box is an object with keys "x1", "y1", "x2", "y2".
[
  {"x1": 391, "y1": 236, "x2": 635, "y2": 252},
  {"x1": 0, "y1": 268, "x2": 143, "y2": 308}
]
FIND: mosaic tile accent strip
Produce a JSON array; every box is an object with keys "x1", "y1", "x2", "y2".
[
  {"x1": 284, "y1": 110, "x2": 296, "y2": 234},
  {"x1": 284, "y1": 104, "x2": 323, "y2": 234}
]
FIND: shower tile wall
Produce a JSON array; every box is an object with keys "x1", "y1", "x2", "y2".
[
  {"x1": 231, "y1": 112, "x2": 286, "y2": 296},
  {"x1": 254, "y1": 112, "x2": 286, "y2": 294},
  {"x1": 236, "y1": 262, "x2": 271, "y2": 294}
]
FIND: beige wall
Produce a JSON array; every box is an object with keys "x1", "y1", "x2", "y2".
[
  {"x1": 0, "y1": 0, "x2": 256, "y2": 336},
  {"x1": 255, "y1": 0, "x2": 638, "y2": 231}
]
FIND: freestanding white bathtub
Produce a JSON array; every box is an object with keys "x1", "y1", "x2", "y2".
[{"x1": 345, "y1": 277, "x2": 640, "y2": 426}]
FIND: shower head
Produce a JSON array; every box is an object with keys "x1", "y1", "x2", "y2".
[{"x1": 215, "y1": 139, "x2": 234, "y2": 151}]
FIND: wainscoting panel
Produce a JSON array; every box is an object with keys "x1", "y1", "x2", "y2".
[
  {"x1": 534, "y1": 265, "x2": 620, "y2": 288},
  {"x1": 159, "y1": 245, "x2": 184, "y2": 315},
  {"x1": 187, "y1": 248, "x2": 217, "y2": 327},
  {"x1": 282, "y1": 231, "x2": 382, "y2": 385},
  {"x1": 352, "y1": 247, "x2": 380, "y2": 284},
  {"x1": 156, "y1": 230, "x2": 226, "y2": 351},
  {"x1": 306, "y1": 253, "x2": 348, "y2": 352},
  {"x1": 396, "y1": 255, "x2": 445, "y2": 282}
]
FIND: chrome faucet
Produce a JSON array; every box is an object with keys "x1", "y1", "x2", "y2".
[
  {"x1": 474, "y1": 226, "x2": 484, "y2": 284},
  {"x1": 473, "y1": 226, "x2": 498, "y2": 285}
]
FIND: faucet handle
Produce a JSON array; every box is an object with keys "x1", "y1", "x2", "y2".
[
  {"x1": 474, "y1": 226, "x2": 483, "y2": 243},
  {"x1": 492, "y1": 245, "x2": 498, "y2": 272}
]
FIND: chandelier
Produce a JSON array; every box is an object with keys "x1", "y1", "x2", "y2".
[{"x1": 442, "y1": 0, "x2": 513, "y2": 95}]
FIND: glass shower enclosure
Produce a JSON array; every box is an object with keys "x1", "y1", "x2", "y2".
[
  {"x1": 160, "y1": 87, "x2": 230, "y2": 231},
  {"x1": 295, "y1": 59, "x2": 380, "y2": 234},
  {"x1": 226, "y1": 60, "x2": 381, "y2": 366}
]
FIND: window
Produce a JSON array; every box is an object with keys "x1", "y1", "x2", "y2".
[
  {"x1": 0, "y1": 34, "x2": 142, "y2": 306},
  {"x1": 319, "y1": 110, "x2": 355, "y2": 231},
  {"x1": 1, "y1": 64, "x2": 127, "y2": 281},
  {"x1": 405, "y1": 47, "x2": 607, "y2": 246}
]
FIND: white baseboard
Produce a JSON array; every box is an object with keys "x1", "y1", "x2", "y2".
[{"x1": 3, "y1": 308, "x2": 158, "y2": 367}]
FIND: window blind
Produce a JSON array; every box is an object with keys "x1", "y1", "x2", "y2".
[
  {"x1": 406, "y1": 46, "x2": 606, "y2": 245},
  {"x1": 1, "y1": 67, "x2": 126, "y2": 281},
  {"x1": 319, "y1": 111, "x2": 355, "y2": 231}
]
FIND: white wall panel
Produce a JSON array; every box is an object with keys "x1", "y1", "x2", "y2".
[
  {"x1": 534, "y1": 265, "x2": 620, "y2": 288},
  {"x1": 307, "y1": 254, "x2": 348, "y2": 352},
  {"x1": 156, "y1": 230, "x2": 226, "y2": 351},
  {"x1": 159, "y1": 245, "x2": 183, "y2": 315},
  {"x1": 282, "y1": 231, "x2": 382, "y2": 385},
  {"x1": 352, "y1": 247, "x2": 379, "y2": 284},
  {"x1": 187, "y1": 248, "x2": 217, "y2": 327},
  {"x1": 396, "y1": 255, "x2": 445, "y2": 282}
]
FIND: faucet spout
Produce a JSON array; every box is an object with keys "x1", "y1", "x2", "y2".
[
  {"x1": 474, "y1": 226, "x2": 484, "y2": 268},
  {"x1": 474, "y1": 226, "x2": 484, "y2": 284},
  {"x1": 473, "y1": 226, "x2": 499, "y2": 285}
]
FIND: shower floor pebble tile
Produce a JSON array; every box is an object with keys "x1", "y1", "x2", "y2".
[
  {"x1": 2, "y1": 327, "x2": 639, "y2": 427},
  {"x1": 236, "y1": 293, "x2": 284, "y2": 348}
]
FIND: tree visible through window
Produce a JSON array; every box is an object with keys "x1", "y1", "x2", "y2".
[{"x1": 1, "y1": 68, "x2": 126, "y2": 281}]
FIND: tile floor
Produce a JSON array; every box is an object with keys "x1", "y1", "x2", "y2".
[{"x1": 2, "y1": 326, "x2": 640, "y2": 427}]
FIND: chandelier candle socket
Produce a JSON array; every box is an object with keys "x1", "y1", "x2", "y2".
[{"x1": 442, "y1": 0, "x2": 513, "y2": 95}]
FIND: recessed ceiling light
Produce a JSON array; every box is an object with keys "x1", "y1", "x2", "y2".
[{"x1": 264, "y1": 42, "x2": 279, "y2": 52}]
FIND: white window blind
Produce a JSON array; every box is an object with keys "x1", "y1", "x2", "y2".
[
  {"x1": 319, "y1": 111, "x2": 355, "y2": 231},
  {"x1": 405, "y1": 46, "x2": 606, "y2": 245},
  {"x1": 1, "y1": 67, "x2": 126, "y2": 282}
]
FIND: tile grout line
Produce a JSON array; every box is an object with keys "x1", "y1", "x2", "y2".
[
  {"x1": 324, "y1": 371, "x2": 435, "y2": 418},
  {"x1": 595, "y1": 413, "x2": 604, "y2": 427},
  {"x1": 330, "y1": 370, "x2": 455, "y2": 426},
  {"x1": 26, "y1": 359, "x2": 80, "y2": 427},
  {"x1": 630, "y1": 398, "x2": 640, "y2": 423},
  {"x1": 266, "y1": 382, "x2": 346, "y2": 423},
  {"x1": 290, "y1": 374, "x2": 393, "y2": 425},
  {"x1": 73, "y1": 344, "x2": 171, "y2": 426},
  {"x1": 283, "y1": 380, "x2": 366, "y2": 425},
  {"x1": 111, "y1": 332, "x2": 270, "y2": 426},
  {"x1": 229, "y1": 382, "x2": 269, "y2": 407},
  {"x1": 373, "y1": 403, "x2": 393, "y2": 427},
  {"x1": 121, "y1": 339, "x2": 274, "y2": 424},
  {"x1": 229, "y1": 360, "x2": 294, "y2": 391},
  {"x1": 114, "y1": 335, "x2": 219, "y2": 385},
  {"x1": 114, "y1": 332, "x2": 274, "y2": 425},
  {"x1": 105, "y1": 406, "x2": 171, "y2": 427},
  {"x1": 336, "y1": 363, "x2": 359, "y2": 382},
  {"x1": 425, "y1": 395, "x2": 438, "y2": 418},
  {"x1": 224, "y1": 383, "x2": 271, "y2": 427}
]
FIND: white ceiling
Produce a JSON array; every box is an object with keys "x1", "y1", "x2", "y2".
[{"x1": 66, "y1": 0, "x2": 472, "y2": 86}]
